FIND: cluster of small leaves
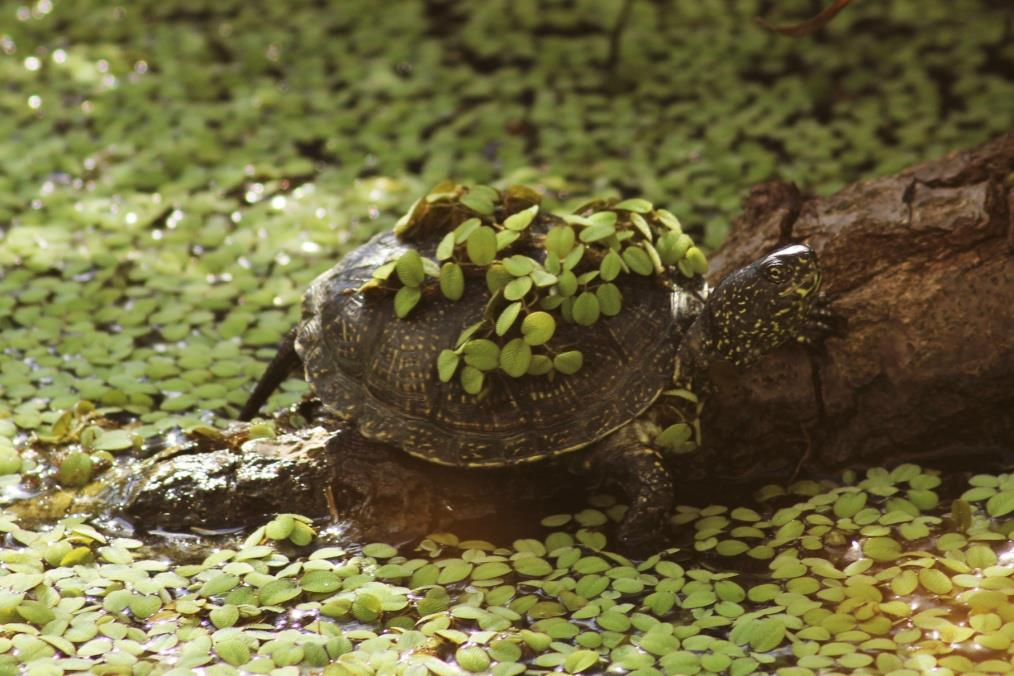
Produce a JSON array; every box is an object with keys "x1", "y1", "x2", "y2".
[
  {"x1": 654, "y1": 388, "x2": 703, "y2": 455},
  {"x1": 372, "y1": 184, "x2": 707, "y2": 395},
  {"x1": 261, "y1": 514, "x2": 316, "y2": 547},
  {"x1": 1, "y1": 465, "x2": 1011, "y2": 673}
]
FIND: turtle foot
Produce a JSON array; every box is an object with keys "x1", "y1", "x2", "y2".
[
  {"x1": 796, "y1": 295, "x2": 843, "y2": 347},
  {"x1": 615, "y1": 500, "x2": 673, "y2": 558}
]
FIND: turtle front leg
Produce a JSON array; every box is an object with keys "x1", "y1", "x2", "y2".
[{"x1": 579, "y1": 420, "x2": 674, "y2": 554}]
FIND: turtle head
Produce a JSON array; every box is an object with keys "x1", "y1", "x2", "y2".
[{"x1": 700, "y1": 244, "x2": 821, "y2": 367}]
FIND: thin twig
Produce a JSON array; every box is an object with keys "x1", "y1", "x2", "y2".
[
  {"x1": 324, "y1": 484, "x2": 339, "y2": 522},
  {"x1": 755, "y1": 0, "x2": 853, "y2": 37},
  {"x1": 606, "y1": 0, "x2": 636, "y2": 72}
]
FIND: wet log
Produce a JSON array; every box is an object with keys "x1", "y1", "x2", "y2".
[
  {"x1": 704, "y1": 131, "x2": 1014, "y2": 478},
  {"x1": 124, "y1": 133, "x2": 1014, "y2": 539}
]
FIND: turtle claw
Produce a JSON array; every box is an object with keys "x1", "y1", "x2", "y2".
[
  {"x1": 616, "y1": 509, "x2": 670, "y2": 558},
  {"x1": 797, "y1": 295, "x2": 842, "y2": 346}
]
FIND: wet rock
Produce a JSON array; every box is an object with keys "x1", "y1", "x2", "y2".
[{"x1": 123, "y1": 427, "x2": 339, "y2": 529}]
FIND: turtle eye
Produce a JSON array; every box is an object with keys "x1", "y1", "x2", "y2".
[{"x1": 763, "y1": 262, "x2": 788, "y2": 284}]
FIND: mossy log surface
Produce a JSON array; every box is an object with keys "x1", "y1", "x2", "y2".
[{"x1": 125, "y1": 133, "x2": 1014, "y2": 541}]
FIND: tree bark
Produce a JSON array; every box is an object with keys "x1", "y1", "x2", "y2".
[{"x1": 122, "y1": 133, "x2": 1014, "y2": 539}]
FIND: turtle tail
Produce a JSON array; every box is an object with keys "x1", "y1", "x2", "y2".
[{"x1": 238, "y1": 327, "x2": 301, "y2": 421}]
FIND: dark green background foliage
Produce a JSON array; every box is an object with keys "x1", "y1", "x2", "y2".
[{"x1": 1, "y1": 0, "x2": 1010, "y2": 436}]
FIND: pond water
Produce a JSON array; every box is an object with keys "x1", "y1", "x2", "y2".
[{"x1": 2, "y1": 0, "x2": 1012, "y2": 673}]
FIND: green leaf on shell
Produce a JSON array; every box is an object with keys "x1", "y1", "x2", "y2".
[
  {"x1": 461, "y1": 190, "x2": 496, "y2": 215},
  {"x1": 496, "y1": 302, "x2": 523, "y2": 336},
  {"x1": 622, "y1": 246, "x2": 653, "y2": 276},
  {"x1": 504, "y1": 204, "x2": 538, "y2": 231},
  {"x1": 454, "y1": 218, "x2": 481, "y2": 244},
  {"x1": 486, "y1": 264, "x2": 513, "y2": 293},
  {"x1": 436, "y1": 232, "x2": 456, "y2": 261},
  {"x1": 503, "y1": 255, "x2": 535, "y2": 276},
  {"x1": 531, "y1": 269, "x2": 558, "y2": 287},
  {"x1": 456, "y1": 321, "x2": 485, "y2": 347},
  {"x1": 572, "y1": 292, "x2": 600, "y2": 326},
  {"x1": 629, "y1": 212, "x2": 654, "y2": 239},
  {"x1": 373, "y1": 261, "x2": 397, "y2": 280},
  {"x1": 460, "y1": 366, "x2": 484, "y2": 395},
  {"x1": 504, "y1": 276, "x2": 533, "y2": 301},
  {"x1": 499, "y1": 338, "x2": 532, "y2": 377},
  {"x1": 545, "y1": 226, "x2": 576, "y2": 258},
  {"x1": 395, "y1": 250, "x2": 425, "y2": 287},
  {"x1": 643, "y1": 241, "x2": 664, "y2": 274},
  {"x1": 437, "y1": 350, "x2": 460, "y2": 382},
  {"x1": 557, "y1": 270, "x2": 578, "y2": 297},
  {"x1": 657, "y1": 209, "x2": 683, "y2": 232},
  {"x1": 439, "y1": 262, "x2": 465, "y2": 301},
  {"x1": 686, "y1": 246, "x2": 709, "y2": 275},
  {"x1": 600, "y1": 250, "x2": 624, "y2": 281},
  {"x1": 579, "y1": 221, "x2": 616, "y2": 243},
  {"x1": 527, "y1": 355, "x2": 554, "y2": 375},
  {"x1": 496, "y1": 229, "x2": 521, "y2": 250},
  {"x1": 656, "y1": 231, "x2": 687, "y2": 265},
  {"x1": 553, "y1": 351, "x2": 583, "y2": 375},
  {"x1": 596, "y1": 283, "x2": 622, "y2": 316},
  {"x1": 466, "y1": 226, "x2": 498, "y2": 266},
  {"x1": 521, "y1": 312, "x2": 556, "y2": 346},
  {"x1": 562, "y1": 245, "x2": 585, "y2": 271},
  {"x1": 614, "y1": 198, "x2": 653, "y2": 213},
  {"x1": 394, "y1": 285, "x2": 422, "y2": 318},
  {"x1": 463, "y1": 339, "x2": 500, "y2": 371}
]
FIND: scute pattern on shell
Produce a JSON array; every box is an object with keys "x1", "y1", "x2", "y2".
[{"x1": 297, "y1": 232, "x2": 698, "y2": 467}]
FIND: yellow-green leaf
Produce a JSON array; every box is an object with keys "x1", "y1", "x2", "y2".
[
  {"x1": 466, "y1": 226, "x2": 498, "y2": 266},
  {"x1": 572, "y1": 292, "x2": 600, "y2": 326},
  {"x1": 521, "y1": 311, "x2": 556, "y2": 346},
  {"x1": 395, "y1": 250, "x2": 425, "y2": 287},
  {"x1": 439, "y1": 262, "x2": 464, "y2": 301},
  {"x1": 463, "y1": 339, "x2": 500, "y2": 371},
  {"x1": 614, "y1": 198, "x2": 653, "y2": 213},
  {"x1": 553, "y1": 351, "x2": 583, "y2": 375},
  {"x1": 437, "y1": 350, "x2": 460, "y2": 382},
  {"x1": 496, "y1": 302, "x2": 523, "y2": 336},
  {"x1": 460, "y1": 366, "x2": 484, "y2": 394},
  {"x1": 499, "y1": 339, "x2": 532, "y2": 378},
  {"x1": 394, "y1": 285, "x2": 421, "y2": 318},
  {"x1": 596, "y1": 283, "x2": 622, "y2": 316},
  {"x1": 504, "y1": 204, "x2": 538, "y2": 231}
]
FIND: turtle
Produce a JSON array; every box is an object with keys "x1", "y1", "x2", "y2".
[{"x1": 239, "y1": 189, "x2": 828, "y2": 551}]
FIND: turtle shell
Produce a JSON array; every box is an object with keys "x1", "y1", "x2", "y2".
[{"x1": 296, "y1": 231, "x2": 701, "y2": 467}]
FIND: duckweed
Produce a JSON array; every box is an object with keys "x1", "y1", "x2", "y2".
[
  {"x1": 0, "y1": 465, "x2": 1011, "y2": 672},
  {"x1": 2, "y1": 0, "x2": 1011, "y2": 672}
]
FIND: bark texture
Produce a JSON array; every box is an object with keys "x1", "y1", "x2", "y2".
[
  {"x1": 123, "y1": 133, "x2": 1014, "y2": 539},
  {"x1": 704, "y1": 131, "x2": 1013, "y2": 477}
]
